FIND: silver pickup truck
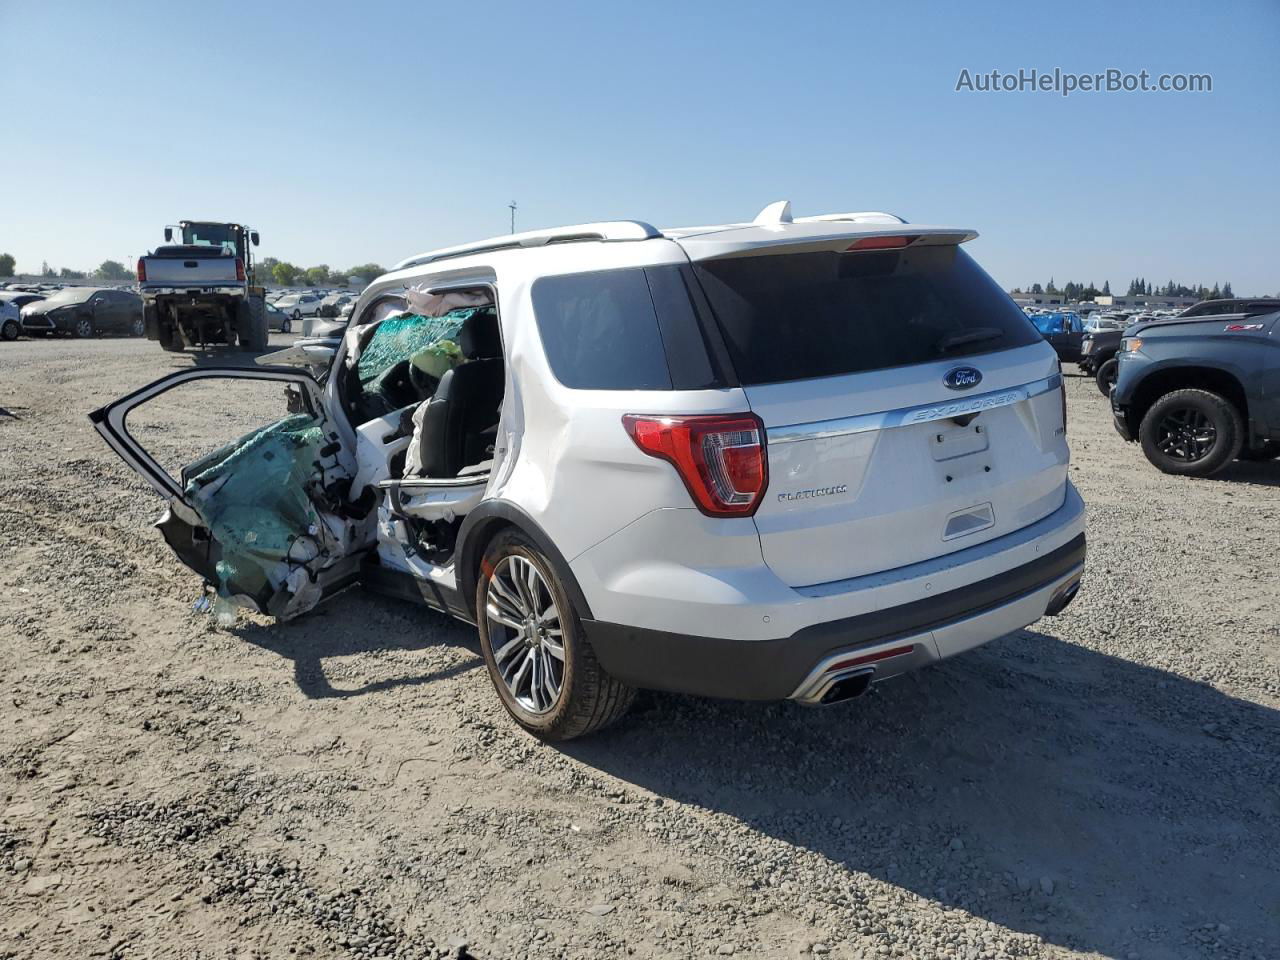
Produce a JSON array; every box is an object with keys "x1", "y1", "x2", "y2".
[{"x1": 137, "y1": 220, "x2": 268, "y2": 352}]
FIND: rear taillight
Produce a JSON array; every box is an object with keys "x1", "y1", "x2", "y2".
[
  {"x1": 845, "y1": 235, "x2": 917, "y2": 251},
  {"x1": 623, "y1": 413, "x2": 768, "y2": 517},
  {"x1": 235, "y1": 258, "x2": 246, "y2": 282},
  {"x1": 136, "y1": 259, "x2": 146, "y2": 282}
]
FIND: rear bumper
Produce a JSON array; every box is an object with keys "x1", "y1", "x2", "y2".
[
  {"x1": 142, "y1": 286, "x2": 244, "y2": 297},
  {"x1": 580, "y1": 518, "x2": 1086, "y2": 703}
]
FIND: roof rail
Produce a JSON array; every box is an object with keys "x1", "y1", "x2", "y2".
[
  {"x1": 394, "y1": 220, "x2": 661, "y2": 271},
  {"x1": 794, "y1": 211, "x2": 907, "y2": 225}
]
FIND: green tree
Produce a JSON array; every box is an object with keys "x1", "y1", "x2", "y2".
[
  {"x1": 0, "y1": 253, "x2": 14, "y2": 277},
  {"x1": 272, "y1": 261, "x2": 300, "y2": 286},
  {"x1": 303, "y1": 265, "x2": 330, "y2": 287},
  {"x1": 59, "y1": 267, "x2": 86, "y2": 280},
  {"x1": 1221, "y1": 281, "x2": 1234, "y2": 298},
  {"x1": 1102, "y1": 280, "x2": 1111, "y2": 295},
  {"x1": 1030, "y1": 282, "x2": 1043, "y2": 294},
  {"x1": 346, "y1": 263, "x2": 385, "y2": 283},
  {"x1": 95, "y1": 260, "x2": 131, "y2": 281}
]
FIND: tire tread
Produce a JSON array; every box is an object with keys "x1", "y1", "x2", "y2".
[
  {"x1": 477, "y1": 529, "x2": 634, "y2": 740},
  {"x1": 1138, "y1": 388, "x2": 1242, "y2": 477}
]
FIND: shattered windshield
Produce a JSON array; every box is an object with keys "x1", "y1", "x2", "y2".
[{"x1": 356, "y1": 308, "x2": 478, "y2": 386}]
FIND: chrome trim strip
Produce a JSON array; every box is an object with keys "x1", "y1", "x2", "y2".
[
  {"x1": 768, "y1": 374, "x2": 1061, "y2": 444},
  {"x1": 789, "y1": 635, "x2": 927, "y2": 704}
]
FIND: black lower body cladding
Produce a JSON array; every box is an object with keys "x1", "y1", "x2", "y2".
[{"x1": 581, "y1": 534, "x2": 1086, "y2": 701}]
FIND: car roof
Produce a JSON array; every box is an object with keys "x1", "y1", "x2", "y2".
[{"x1": 390, "y1": 201, "x2": 976, "y2": 274}]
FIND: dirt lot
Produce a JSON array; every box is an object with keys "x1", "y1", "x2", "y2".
[{"x1": 1, "y1": 335, "x2": 1278, "y2": 960}]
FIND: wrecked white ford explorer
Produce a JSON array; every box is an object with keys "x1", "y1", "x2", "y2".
[{"x1": 92, "y1": 205, "x2": 1085, "y2": 739}]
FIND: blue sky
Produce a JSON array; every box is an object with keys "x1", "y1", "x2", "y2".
[{"x1": 3, "y1": 0, "x2": 1277, "y2": 292}]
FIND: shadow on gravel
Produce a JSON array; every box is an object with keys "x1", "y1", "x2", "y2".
[
  {"x1": 1209, "y1": 460, "x2": 1280, "y2": 487},
  {"x1": 163, "y1": 338, "x2": 297, "y2": 370},
  {"x1": 564, "y1": 629, "x2": 1280, "y2": 958},
  {"x1": 236, "y1": 594, "x2": 480, "y2": 699}
]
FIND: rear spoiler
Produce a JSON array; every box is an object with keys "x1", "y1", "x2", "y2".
[{"x1": 673, "y1": 223, "x2": 978, "y2": 262}]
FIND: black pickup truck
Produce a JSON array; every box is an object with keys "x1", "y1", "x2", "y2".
[{"x1": 1111, "y1": 299, "x2": 1280, "y2": 477}]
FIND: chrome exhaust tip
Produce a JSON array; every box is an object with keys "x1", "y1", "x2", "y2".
[{"x1": 815, "y1": 669, "x2": 874, "y2": 705}]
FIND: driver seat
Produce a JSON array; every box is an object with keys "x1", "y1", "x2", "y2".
[{"x1": 412, "y1": 310, "x2": 504, "y2": 478}]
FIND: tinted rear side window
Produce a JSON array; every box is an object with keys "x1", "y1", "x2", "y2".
[
  {"x1": 532, "y1": 269, "x2": 673, "y2": 390},
  {"x1": 693, "y1": 246, "x2": 1041, "y2": 385}
]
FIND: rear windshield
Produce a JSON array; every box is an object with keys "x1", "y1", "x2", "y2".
[{"x1": 693, "y1": 246, "x2": 1040, "y2": 385}]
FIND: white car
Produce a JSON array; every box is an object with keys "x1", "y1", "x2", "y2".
[
  {"x1": 274, "y1": 293, "x2": 323, "y2": 320},
  {"x1": 0, "y1": 299, "x2": 21, "y2": 341},
  {"x1": 90, "y1": 202, "x2": 1085, "y2": 740}
]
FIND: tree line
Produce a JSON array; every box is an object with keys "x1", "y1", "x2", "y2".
[
  {"x1": 257, "y1": 258, "x2": 385, "y2": 288},
  {"x1": 0, "y1": 253, "x2": 386, "y2": 287},
  {"x1": 1010, "y1": 277, "x2": 1236, "y2": 300}
]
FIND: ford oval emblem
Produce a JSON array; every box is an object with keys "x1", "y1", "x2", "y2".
[{"x1": 943, "y1": 366, "x2": 983, "y2": 391}]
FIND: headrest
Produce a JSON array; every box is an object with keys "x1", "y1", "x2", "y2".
[{"x1": 458, "y1": 310, "x2": 501, "y2": 359}]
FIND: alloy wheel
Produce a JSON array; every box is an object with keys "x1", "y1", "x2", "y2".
[
  {"x1": 1155, "y1": 407, "x2": 1217, "y2": 462},
  {"x1": 76, "y1": 318, "x2": 93, "y2": 338},
  {"x1": 485, "y1": 555, "x2": 565, "y2": 715}
]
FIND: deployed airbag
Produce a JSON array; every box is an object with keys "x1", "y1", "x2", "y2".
[{"x1": 182, "y1": 413, "x2": 356, "y2": 618}]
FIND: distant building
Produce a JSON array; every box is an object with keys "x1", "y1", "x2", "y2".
[
  {"x1": 1011, "y1": 292, "x2": 1201, "y2": 311},
  {"x1": 1095, "y1": 294, "x2": 1199, "y2": 309}
]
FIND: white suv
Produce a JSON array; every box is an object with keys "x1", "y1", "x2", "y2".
[{"x1": 91, "y1": 202, "x2": 1085, "y2": 740}]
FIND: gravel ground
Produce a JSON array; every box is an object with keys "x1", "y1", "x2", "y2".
[{"x1": 1, "y1": 335, "x2": 1278, "y2": 960}]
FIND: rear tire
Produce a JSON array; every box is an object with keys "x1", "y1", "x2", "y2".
[
  {"x1": 1138, "y1": 388, "x2": 1243, "y2": 478},
  {"x1": 281, "y1": 317, "x2": 292, "y2": 334},
  {"x1": 1095, "y1": 357, "x2": 1119, "y2": 396},
  {"x1": 158, "y1": 323, "x2": 184, "y2": 353},
  {"x1": 237, "y1": 297, "x2": 269, "y2": 352},
  {"x1": 1, "y1": 319, "x2": 18, "y2": 341},
  {"x1": 476, "y1": 529, "x2": 634, "y2": 740}
]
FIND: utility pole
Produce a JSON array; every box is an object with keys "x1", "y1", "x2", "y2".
[{"x1": 508, "y1": 201, "x2": 517, "y2": 234}]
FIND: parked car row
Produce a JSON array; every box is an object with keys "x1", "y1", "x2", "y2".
[
  {"x1": 1, "y1": 285, "x2": 301, "y2": 341},
  {"x1": 2, "y1": 286, "x2": 145, "y2": 339}
]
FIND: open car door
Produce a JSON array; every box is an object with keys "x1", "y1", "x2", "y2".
[{"x1": 88, "y1": 366, "x2": 366, "y2": 620}]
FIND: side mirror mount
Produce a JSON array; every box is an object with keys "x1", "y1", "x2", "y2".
[
  {"x1": 250, "y1": 232, "x2": 260, "y2": 247},
  {"x1": 164, "y1": 227, "x2": 173, "y2": 242}
]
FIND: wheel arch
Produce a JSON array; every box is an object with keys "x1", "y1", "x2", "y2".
[
  {"x1": 456, "y1": 501, "x2": 594, "y2": 622},
  {"x1": 1128, "y1": 364, "x2": 1249, "y2": 432}
]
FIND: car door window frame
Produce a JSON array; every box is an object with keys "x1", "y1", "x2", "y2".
[{"x1": 89, "y1": 366, "x2": 326, "y2": 502}]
